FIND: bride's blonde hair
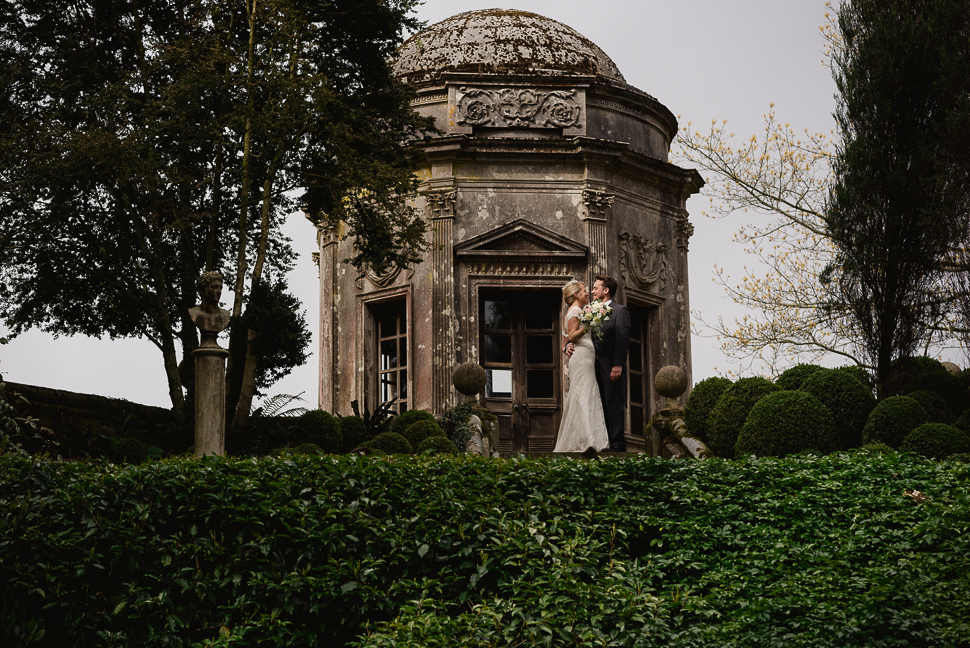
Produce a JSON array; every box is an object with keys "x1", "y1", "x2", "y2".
[{"x1": 562, "y1": 279, "x2": 585, "y2": 306}]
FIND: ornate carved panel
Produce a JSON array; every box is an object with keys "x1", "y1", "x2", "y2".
[
  {"x1": 618, "y1": 231, "x2": 667, "y2": 291},
  {"x1": 675, "y1": 218, "x2": 695, "y2": 250},
  {"x1": 424, "y1": 189, "x2": 457, "y2": 219},
  {"x1": 454, "y1": 87, "x2": 584, "y2": 129},
  {"x1": 581, "y1": 190, "x2": 614, "y2": 222}
]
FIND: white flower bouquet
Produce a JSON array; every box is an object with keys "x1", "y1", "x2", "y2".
[{"x1": 579, "y1": 300, "x2": 612, "y2": 341}]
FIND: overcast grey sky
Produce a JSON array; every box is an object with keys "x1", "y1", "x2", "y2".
[{"x1": 2, "y1": 0, "x2": 847, "y2": 408}]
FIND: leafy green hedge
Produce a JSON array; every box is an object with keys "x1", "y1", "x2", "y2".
[{"x1": 2, "y1": 452, "x2": 969, "y2": 647}]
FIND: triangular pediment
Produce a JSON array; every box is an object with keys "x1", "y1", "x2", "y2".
[{"x1": 455, "y1": 219, "x2": 587, "y2": 260}]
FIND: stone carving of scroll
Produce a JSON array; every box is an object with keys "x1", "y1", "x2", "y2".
[
  {"x1": 618, "y1": 231, "x2": 668, "y2": 291},
  {"x1": 456, "y1": 87, "x2": 582, "y2": 129}
]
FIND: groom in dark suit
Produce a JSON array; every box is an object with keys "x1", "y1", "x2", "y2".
[{"x1": 590, "y1": 275, "x2": 631, "y2": 452}]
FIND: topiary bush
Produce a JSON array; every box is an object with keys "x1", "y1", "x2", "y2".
[
  {"x1": 402, "y1": 420, "x2": 446, "y2": 450},
  {"x1": 799, "y1": 368, "x2": 875, "y2": 450},
  {"x1": 683, "y1": 377, "x2": 733, "y2": 445},
  {"x1": 707, "y1": 377, "x2": 781, "y2": 459},
  {"x1": 862, "y1": 396, "x2": 930, "y2": 449},
  {"x1": 389, "y1": 409, "x2": 436, "y2": 437},
  {"x1": 292, "y1": 442, "x2": 323, "y2": 455},
  {"x1": 340, "y1": 415, "x2": 368, "y2": 452},
  {"x1": 288, "y1": 410, "x2": 342, "y2": 453},
  {"x1": 774, "y1": 364, "x2": 823, "y2": 391},
  {"x1": 906, "y1": 390, "x2": 951, "y2": 424},
  {"x1": 899, "y1": 423, "x2": 970, "y2": 459},
  {"x1": 368, "y1": 432, "x2": 413, "y2": 455},
  {"x1": 860, "y1": 442, "x2": 894, "y2": 454},
  {"x1": 837, "y1": 365, "x2": 875, "y2": 390},
  {"x1": 113, "y1": 437, "x2": 150, "y2": 464},
  {"x1": 954, "y1": 409, "x2": 970, "y2": 435},
  {"x1": 886, "y1": 357, "x2": 968, "y2": 420},
  {"x1": 416, "y1": 435, "x2": 459, "y2": 455},
  {"x1": 735, "y1": 391, "x2": 837, "y2": 458}
]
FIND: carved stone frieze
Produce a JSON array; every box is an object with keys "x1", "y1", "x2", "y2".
[
  {"x1": 582, "y1": 190, "x2": 614, "y2": 222},
  {"x1": 455, "y1": 87, "x2": 583, "y2": 129},
  {"x1": 618, "y1": 231, "x2": 667, "y2": 291},
  {"x1": 469, "y1": 261, "x2": 573, "y2": 276},
  {"x1": 424, "y1": 189, "x2": 458, "y2": 219}
]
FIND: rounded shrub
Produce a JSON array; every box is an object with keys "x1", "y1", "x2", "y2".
[
  {"x1": 899, "y1": 423, "x2": 970, "y2": 459},
  {"x1": 114, "y1": 437, "x2": 150, "y2": 464},
  {"x1": 403, "y1": 419, "x2": 446, "y2": 450},
  {"x1": 292, "y1": 442, "x2": 322, "y2": 455},
  {"x1": 862, "y1": 396, "x2": 930, "y2": 449},
  {"x1": 389, "y1": 409, "x2": 436, "y2": 437},
  {"x1": 953, "y1": 408, "x2": 970, "y2": 434},
  {"x1": 860, "y1": 442, "x2": 894, "y2": 454},
  {"x1": 906, "y1": 390, "x2": 951, "y2": 424},
  {"x1": 368, "y1": 432, "x2": 413, "y2": 455},
  {"x1": 340, "y1": 415, "x2": 368, "y2": 452},
  {"x1": 683, "y1": 376, "x2": 733, "y2": 445},
  {"x1": 774, "y1": 364, "x2": 823, "y2": 391},
  {"x1": 836, "y1": 365, "x2": 875, "y2": 390},
  {"x1": 707, "y1": 377, "x2": 781, "y2": 459},
  {"x1": 416, "y1": 435, "x2": 459, "y2": 455},
  {"x1": 946, "y1": 452, "x2": 970, "y2": 464},
  {"x1": 735, "y1": 391, "x2": 837, "y2": 458},
  {"x1": 799, "y1": 368, "x2": 875, "y2": 449},
  {"x1": 886, "y1": 357, "x2": 968, "y2": 418},
  {"x1": 289, "y1": 410, "x2": 342, "y2": 453}
]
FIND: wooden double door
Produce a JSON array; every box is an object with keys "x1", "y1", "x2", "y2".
[{"x1": 479, "y1": 289, "x2": 563, "y2": 453}]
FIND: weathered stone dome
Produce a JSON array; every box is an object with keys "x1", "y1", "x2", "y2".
[{"x1": 393, "y1": 9, "x2": 626, "y2": 85}]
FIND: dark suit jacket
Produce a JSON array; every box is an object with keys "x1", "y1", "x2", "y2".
[{"x1": 593, "y1": 300, "x2": 631, "y2": 403}]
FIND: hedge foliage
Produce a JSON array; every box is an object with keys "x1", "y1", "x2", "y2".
[
  {"x1": 900, "y1": 423, "x2": 970, "y2": 459},
  {"x1": 773, "y1": 363, "x2": 823, "y2": 391},
  {"x1": 683, "y1": 377, "x2": 732, "y2": 446},
  {"x1": 415, "y1": 436, "x2": 459, "y2": 455},
  {"x1": 799, "y1": 368, "x2": 876, "y2": 450},
  {"x1": 367, "y1": 432, "x2": 412, "y2": 455},
  {"x1": 402, "y1": 420, "x2": 445, "y2": 450},
  {"x1": 863, "y1": 396, "x2": 930, "y2": 449},
  {"x1": 735, "y1": 391, "x2": 837, "y2": 457},
  {"x1": 389, "y1": 410, "x2": 436, "y2": 437},
  {"x1": 288, "y1": 410, "x2": 342, "y2": 453},
  {"x1": 2, "y1": 452, "x2": 969, "y2": 647},
  {"x1": 706, "y1": 377, "x2": 780, "y2": 459}
]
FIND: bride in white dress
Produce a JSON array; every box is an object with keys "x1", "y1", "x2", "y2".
[{"x1": 554, "y1": 280, "x2": 610, "y2": 453}]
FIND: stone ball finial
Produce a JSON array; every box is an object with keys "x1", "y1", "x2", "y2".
[
  {"x1": 454, "y1": 362, "x2": 487, "y2": 397},
  {"x1": 655, "y1": 365, "x2": 688, "y2": 412}
]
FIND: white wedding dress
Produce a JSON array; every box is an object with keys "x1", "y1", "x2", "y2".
[{"x1": 554, "y1": 305, "x2": 610, "y2": 453}]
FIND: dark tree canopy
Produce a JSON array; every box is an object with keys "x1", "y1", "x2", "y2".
[
  {"x1": 824, "y1": 0, "x2": 970, "y2": 397},
  {"x1": 0, "y1": 0, "x2": 434, "y2": 414}
]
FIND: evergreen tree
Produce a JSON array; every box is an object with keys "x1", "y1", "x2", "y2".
[{"x1": 824, "y1": 0, "x2": 970, "y2": 397}]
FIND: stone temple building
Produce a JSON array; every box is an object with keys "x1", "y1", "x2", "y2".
[{"x1": 312, "y1": 9, "x2": 703, "y2": 453}]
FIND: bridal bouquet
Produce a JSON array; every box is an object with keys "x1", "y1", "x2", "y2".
[{"x1": 580, "y1": 300, "x2": 612, "y2": 340}]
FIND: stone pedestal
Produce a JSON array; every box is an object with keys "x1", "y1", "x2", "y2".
[{"x1": 193, "y1": 332, "x2": 229, "y2": 457}]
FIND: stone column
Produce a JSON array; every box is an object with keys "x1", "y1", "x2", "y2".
[
  {"x1": 316, "y1": 223, "x2": 339, "y2": 413},
  {"x1": 428, "y1": 190, "x2": 458, "y2": 411},
  {"x1": 193, "y1": 332, "x2": 229, "y2": 456},
  {"x1": 581, "y1": 189, "x2": 613, "y2": 285}
]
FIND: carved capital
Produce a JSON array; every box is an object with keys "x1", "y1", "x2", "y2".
[
  {"x1": 618, "y1": 231, "x2": 667, "y2": 291},
  {"x1": 675, "y1": 218, "x2": 695, "y2": 249},
  {"x1": 455, "y1": 87, "x2": 583, "y2": 129},
  {"x1": 581, "y1": 190, "x2": 614, "y2": 222},
  {"x1": 424, "y1": 189, "x2": 458, "y2": 220}
]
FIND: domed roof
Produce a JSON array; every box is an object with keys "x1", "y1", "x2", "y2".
[{"x1": 394, "y1": 9, "x2": 626, "y2": 84}]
